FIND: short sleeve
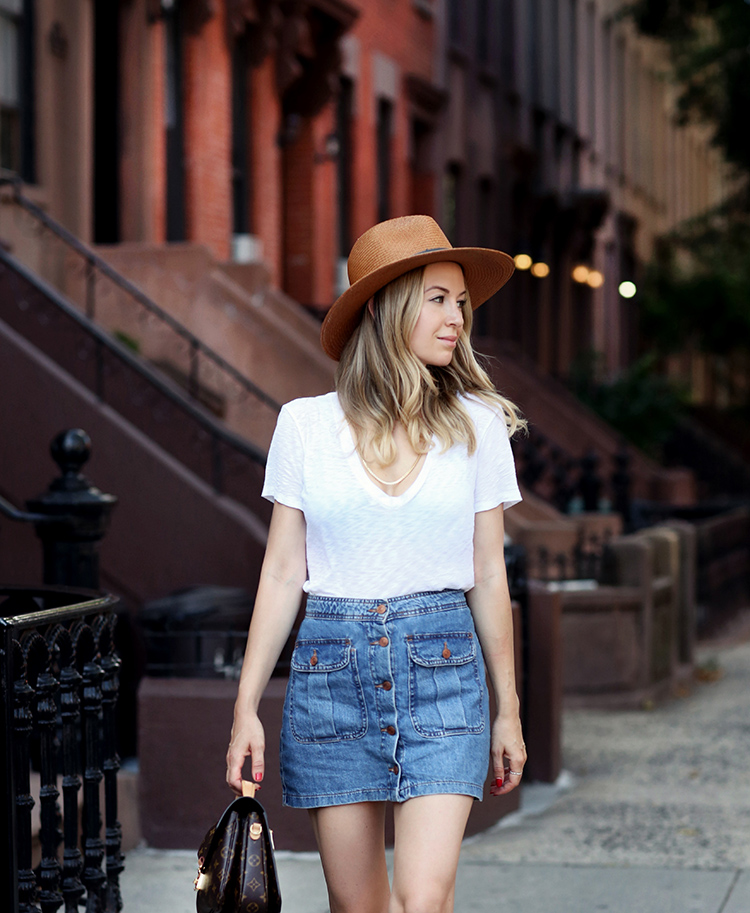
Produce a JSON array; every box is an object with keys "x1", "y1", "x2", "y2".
[
  {"x1": 262, "y1": 404, "x2": 305, "y2": 509},
  {"x1": 474, "y1": 410, "x2": 522, "y2": 513}
]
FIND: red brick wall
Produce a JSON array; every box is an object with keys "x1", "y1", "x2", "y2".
[
  {"x1": 127, "y1": 1, "x2": 438, "y2": 304},
  {"x1": 348, "y1": 1, "x2": 437, "y2": 242},
  {"x1": 182, "y1": 8, "x2": 232, "y2": 260},
  {"x1": 310, "y1": 105, "x2": 338, "y2": 305},
  {"x1": 251, "y1": 56, "x2": 283, "y2": 286}
]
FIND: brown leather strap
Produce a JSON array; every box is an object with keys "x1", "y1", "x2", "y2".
[{"x1": 241, "y1": 779, "x2": 258, "y2": 798}]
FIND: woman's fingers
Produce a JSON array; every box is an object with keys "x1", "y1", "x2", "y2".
[
  {"x1": 250, "y1": 744, "x2": 265, "y2": 785},
  {"x1": 489, "y1": 726, "x2": 527, "y2": 796},
  {"x1": 226, "y1": 741, "x2": 246, "y2": 795},
  {"x1": 226, "y1": 717, "x2": 265, "y2": 793}
]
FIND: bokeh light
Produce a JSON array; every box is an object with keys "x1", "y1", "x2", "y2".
[
  {"x1": 571, "y1": 265, "x2": 590, "y2": 284},
  {"x1": 618, "y1": 281, "x2": 637, "y2": 298},
  {"x1": 586, "y1": 270, "x2": 604, "y2": 288},
  {"x1": 530, "y1": 262, "x2": 550, "y2": 278},
  {"x1": 514, "y1": 253, "x2": 533, "y2": 270}
]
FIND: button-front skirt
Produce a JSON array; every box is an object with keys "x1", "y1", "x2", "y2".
[{"x1": 280, "y1": 589, "x2": 491, "y2": 808}]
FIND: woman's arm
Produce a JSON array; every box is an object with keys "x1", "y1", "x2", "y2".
[
  {"x1": 226, "y1": 501, "x2": 307, "y2": 794},
  {"x1": 465, "y1": 504, "x2": 526, "y2": 795}
]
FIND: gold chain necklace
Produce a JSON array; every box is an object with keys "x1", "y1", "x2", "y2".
[{"x1": 362, "y1": 452, "x2": 423, "y2": 487}]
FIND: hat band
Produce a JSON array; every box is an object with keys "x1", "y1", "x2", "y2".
[{"x1": 417, "y1": 247, "x2": 451, "y2": 254}]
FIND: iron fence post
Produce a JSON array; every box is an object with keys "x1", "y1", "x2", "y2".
[
  {"x1": 26, "y1": 431, "x2": 117, "y2": 591},
  {"x1": 0, "y1": 621, "x2": 21, "y2": 913}
]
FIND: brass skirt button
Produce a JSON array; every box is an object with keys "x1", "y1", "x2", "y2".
[
  {"x1": 379, "y1": 636, "x2": 389, "y2": 647},
  {"x1": 376, "y1": 603, "x2": 387, "y2": 614},
  {"x1": 386, "y1": 725, "x2": 396, "y2": 735},
  {"x1": 381, "y1": 681, "x2": 392, "y2": 691}
]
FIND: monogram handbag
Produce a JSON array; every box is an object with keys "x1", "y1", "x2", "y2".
[{"x1": 194, "y1": 780, "x2": 282, "y2": 913}]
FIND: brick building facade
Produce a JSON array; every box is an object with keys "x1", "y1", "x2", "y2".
[
  {"x1": 0, "y1": 0, "x2": 732, "y2": 374},
  {"x1": 1, "y1": 0, "x2": 443, "y2": 313}
]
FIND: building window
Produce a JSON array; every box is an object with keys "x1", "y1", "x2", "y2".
[
  {"x1": 443, "y1": 162, "x2": 462, "y2": 244},
  {"x1": 0, "y1": 0, "x2": 33, "y2": 179},
  {"x1": 477, "y1": 0, "x2": 490, "y2": 67},
  {"x1": 337, "y1": 76, "x2": 353, "y2": 257},
  {"x1": 164, "y1": 3, "x2": 186, "y2": 241},
  {"x1": 410, "y1": 117, "x2": 434, "y2": 216},
  {"x1": 586, "y1": 1, "x2": 596, "y2": 142},
  {"x1": 376, "y1": 97, "x2": 393, "y2": 223},
  {"x1": 448, "y1": 0, "x2": 463, "y2": 48},
  {"x1": 231, "y1": 34, "x2": 252, "y2": 237},
  {"x1": 474, "y1": 177, "x2": 493, "y2": 335}
]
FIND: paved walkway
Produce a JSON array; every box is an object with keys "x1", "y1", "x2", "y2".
[{"x1": 121, "y1": 632, "x2": 750, "y2": 912}]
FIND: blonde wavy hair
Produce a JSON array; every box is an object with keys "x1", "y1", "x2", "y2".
[{"x1": 335, "y1": 265, "x2": 526, "y2": 466}]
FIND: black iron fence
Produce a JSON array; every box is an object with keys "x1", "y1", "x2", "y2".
[
  {"x1": 0, "y1": 586, "x2": 123, "y2": 913},
  {"x1": 514, "y1": 427, "x2": 633, "y2": 526}
]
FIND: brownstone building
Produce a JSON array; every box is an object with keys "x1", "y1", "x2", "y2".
[{"x1": 1, "y1": 0, "x2": 445, "y2": 313}]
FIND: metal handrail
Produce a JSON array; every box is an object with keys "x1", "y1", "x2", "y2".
[
  {"x1": 0, "y1": 174, "x2": 281, "y2": 414},
  {"x1": 0, "y1": 493, "x2": 53, "y2": 524},
  {"x1": 0, "y1": 245, "x2": 269, "y2": 477}
]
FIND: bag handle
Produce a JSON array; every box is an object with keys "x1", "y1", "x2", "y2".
[{"x1": 242, "y1": 779, "x2": 259, "y2": 798}]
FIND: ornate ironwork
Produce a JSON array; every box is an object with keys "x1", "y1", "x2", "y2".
[
  {"x1": 513, "y1": 429, "x2": 632, "y2": 524},
  {"x1": 0, "y1": 589, "x2": 122, "y2": 913}
]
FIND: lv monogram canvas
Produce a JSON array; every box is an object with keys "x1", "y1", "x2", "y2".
[{"x1": 195, "y1": 794, "x2": 281, "y2": 913}]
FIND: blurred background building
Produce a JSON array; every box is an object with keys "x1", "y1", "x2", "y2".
[{"x1": 1, "y1": 0, "x2": 749, "y2": 857}]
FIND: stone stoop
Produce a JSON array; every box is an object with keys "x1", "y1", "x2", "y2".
[{"x1": 90, "y1": 243, "x2": 336, "y2": 448}]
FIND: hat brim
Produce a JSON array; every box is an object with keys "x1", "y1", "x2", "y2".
[{"x1": 320, "y1": 247, "x2": 515, "y2": 360}]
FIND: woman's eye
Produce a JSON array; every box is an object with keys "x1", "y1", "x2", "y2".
[
  {"x1": 458, "y1": 299, "x2": 467, "y2": 309},
  {"x1": 430, "y1": 295, "x2": 445, "y2": 304}
]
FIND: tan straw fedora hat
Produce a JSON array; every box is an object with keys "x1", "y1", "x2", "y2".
[{"x1": 320, "y1": 215, "x2": 515, "y2": 360}]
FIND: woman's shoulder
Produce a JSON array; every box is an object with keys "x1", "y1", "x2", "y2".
[
  {"x1": 281, "y1": 391, "x2": 340, "y2": 423},
  {"x1": 458, "y1": 392, "x2": 509, "y2": 433}
]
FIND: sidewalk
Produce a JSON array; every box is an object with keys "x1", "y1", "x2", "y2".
[{"x1": 121, "y1": 632, "x2": 750, "y2": 912}]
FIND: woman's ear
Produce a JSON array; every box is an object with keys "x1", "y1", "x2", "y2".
[{"x1": 367, "y1": 298, "x2": 375, "y2": 317}]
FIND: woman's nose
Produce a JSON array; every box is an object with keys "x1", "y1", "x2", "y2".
[{"x1": 447, "y1": 303, "x2": 464, "y2": 326}]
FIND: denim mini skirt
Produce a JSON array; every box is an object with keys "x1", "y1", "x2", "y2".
[{"x1": 280, "y1": 589, "x2": 491, "y2": 808}]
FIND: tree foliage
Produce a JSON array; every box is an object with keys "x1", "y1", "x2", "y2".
[
  {"x1": 625, "y1": 1, "x2": 750, "y2": 361},
  {"x1": 639, "y1": 196, "x2": 750, "y2": 355},
  {"x1": 625, "y1": 0, "x2": 750, "y2": 172},
  {"x1": 569, "y1": 352, "x2": 687, "y2": 458}
]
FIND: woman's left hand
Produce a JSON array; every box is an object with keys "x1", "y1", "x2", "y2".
[{"x1": 489, "y1": 714, "x2": 527, "y2": 796}]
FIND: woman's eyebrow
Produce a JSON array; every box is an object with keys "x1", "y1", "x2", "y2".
[{"x1": 424, "y1": 285, "x2": 468, "y2": 295}]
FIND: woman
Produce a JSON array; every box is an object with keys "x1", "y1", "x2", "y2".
[{"x1": 227, "y1": 215, "x2": 526, "y2": 913}]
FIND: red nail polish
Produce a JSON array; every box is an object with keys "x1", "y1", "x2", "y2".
[
  {"x1": 254, "y1": 772, "x2": 263, "y2": 782},
  {"x1": 495, "y1": 777, "x2": 503, "y2": 788}
]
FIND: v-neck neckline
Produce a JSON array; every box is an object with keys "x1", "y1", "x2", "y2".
[{"x1": 334, "y1": 396, "x2": 434, "y2": 506}]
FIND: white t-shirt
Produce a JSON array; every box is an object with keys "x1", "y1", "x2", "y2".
[{"x1": 262, "y1": 391, "x2": 521, "y2": 599}]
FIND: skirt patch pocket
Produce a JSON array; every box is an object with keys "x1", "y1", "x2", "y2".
[
  {"x1": 289, "y1": 638, "x2": 367, "y2": 743},
  {"x1": 406, "y1": 632, "x2": 485, "y2": 737}
]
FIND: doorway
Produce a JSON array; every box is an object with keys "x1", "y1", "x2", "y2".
[{"x1": 93, "y1": 0, "x2": 120, "y2": 243}]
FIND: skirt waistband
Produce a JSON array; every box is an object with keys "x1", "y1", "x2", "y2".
[{"x1": 304, "y1": 589, "x2": 467, "y2": 620}]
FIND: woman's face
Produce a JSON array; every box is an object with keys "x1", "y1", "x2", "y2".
[{"x1": 409, "y1": 262, "x2": 467, "y2": 366}]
